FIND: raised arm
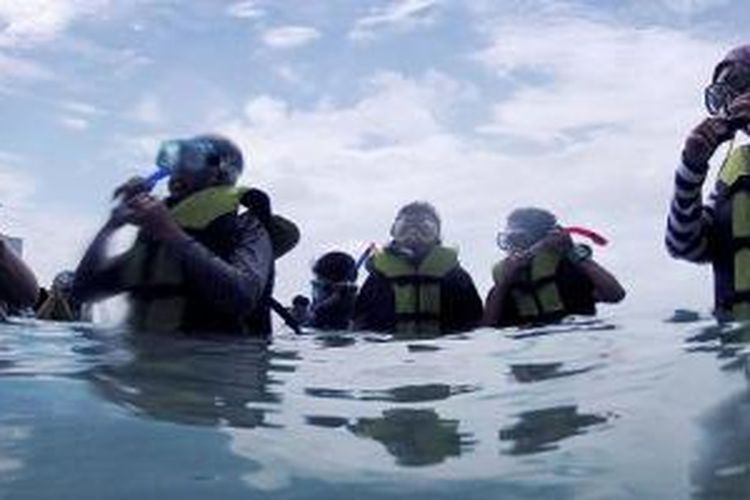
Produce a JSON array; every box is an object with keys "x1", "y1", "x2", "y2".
[
  {"x1": 0, "y1": 239, "x2": 38, "y2": 308},
  {"x1": 665, "y1": 117, "x2": 734, "y2": 262}
]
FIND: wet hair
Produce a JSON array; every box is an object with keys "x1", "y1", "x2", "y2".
[
  {"x1": 395, "y1": 201, "x2": 441, "y2": 227},
  {"x1": 292, "y1": 295, "x2": 310, "y2": 307},
  {"x1": 714, "y1": 45, "x2": 750, "y2": 83},
  {"x1": 191, "y1": 134, "x2": 244, "y2": 185},
  {"x1": 506, "y1": 207, "x2": 558, "y2": 241},
  {"x1": 313, "y1": 251, "x2": 357, "y2": 282}
]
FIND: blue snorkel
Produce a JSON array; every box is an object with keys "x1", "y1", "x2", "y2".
[{"x1": 143, "y1": 167, "x2": 170, "y2": 192}]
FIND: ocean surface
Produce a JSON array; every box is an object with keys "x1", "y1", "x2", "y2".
[{"x1": 1, "y1": 314, "x2": 750, "y2": 499}]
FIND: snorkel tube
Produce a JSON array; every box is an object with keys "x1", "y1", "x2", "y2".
[
  {"x1": 143, "y1": 167, "x2": 170, "y2": 192},
  {"x1": 562, "y1": 226, "x2": 608, "y2": 246}
]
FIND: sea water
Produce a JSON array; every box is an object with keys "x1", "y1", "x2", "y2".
[{"x1": 0, "y1": 314, "x2": 749, "y2": 499}]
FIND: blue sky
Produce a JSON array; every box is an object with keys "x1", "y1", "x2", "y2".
[{"x1": 0, "y1": 0, "x2": 746, "y2": 315}]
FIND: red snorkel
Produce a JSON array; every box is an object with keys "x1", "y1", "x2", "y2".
[{"x1": 562, "y1": 226, "x2": 608, "y2": 246}]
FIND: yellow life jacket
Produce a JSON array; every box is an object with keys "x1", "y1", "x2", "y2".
[
  {"x1": 121, "y1": 185, "x2": 250, "y2": 333},
  {"x1": 715, "y1": 145, "x2": 750, "y2": 320},
  {"x1": 493, "y1": 248, "x2": 565, "y2": 323},
  {"x1": 371, "y1": 246, "x2": 459, "y2": 335},
  {"x1": 36, "y1": 293, "x2": 76, "y2": 322}
]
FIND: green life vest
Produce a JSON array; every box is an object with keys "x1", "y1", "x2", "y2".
[
  {"x1": 122, "y1": 186, "x2": 249, "y2": 333},
  {"x1": 716, "y1": 145, "x2": 750, "y2": 321},
  {"x1": 371, "y1": 246, "x2": 459, "y2": 335},
  {"x1": 493, "y1": 248, "x2": 565, "y2": 323}
]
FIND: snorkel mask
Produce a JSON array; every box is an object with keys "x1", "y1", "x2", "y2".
[
  {"x1": 705, "y1": 61, "x2": 750, "y2": 118},
  {"x1": 144, "y1": 136, "x2": 243, "y2": 191}
]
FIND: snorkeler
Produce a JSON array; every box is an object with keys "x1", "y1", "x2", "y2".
[
  {"x1": 306, "y1": 251, "x2": 358, "y2": 331},
  {"x1": 484, "y1": 208, "x2": 625, "y2": 328},
  {"x1": 36, "y1": 270, "x2": 92, "y2": 322},
  {"x1": 353, "y1": 201, "x2": 483, "y2": 335},
  {"x1": 666, "y1": 45, "x2": 750, "y2": 321},
  {"x1": 73, "y1": 134, "x2": 299, "y2": 335},
  {"x1": 0, "y1": 235, "x2": 38, "y2": 317}
]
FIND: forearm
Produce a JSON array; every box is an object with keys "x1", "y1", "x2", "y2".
[
  {"x1": 72, "y1": 225, "x2": 119, "y2": 301},
  {"x1": 665, "y1": 154, "x2": 714, "y2": 263},
  {"x1": 575, "y1": 259, "x2": 626, "y2": 303},
  {"x1": 0, "y1": 242, "x2": 38, "y2": 307},
  {"x1": 483, "y1": 283, "x2": 511, "y2": 326}
]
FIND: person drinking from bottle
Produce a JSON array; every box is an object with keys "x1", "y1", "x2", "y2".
[
  {"x1": 73, "y1": 134, "x2": 298, "y2": 336},
  {"x1": 666, "y1": 44, "x2": 750, "y2": 322},
  {"x1": 484, "y1": 208, "x2": 625, "y2": 328}
]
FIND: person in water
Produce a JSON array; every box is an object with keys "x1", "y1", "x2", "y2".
[
  {"x1": 0, "y1": 236, "x2": 38, "y2": 318},
  {"x1": 484, "y1": 207, "x2": 625, "y2": 328},
  {"x1": 307, "y1": 251, "x2": 358, "y2": 331},
  {"x1": 666, "y1": 45, "x2": 750, "y2": 322},
  {"x1": 353, "y1": 201, "x2": 483, "y2": 335},
  {"x1": 73, "y1": 134, "x2": 298, "y2": 336},
  {"x1": 36, "y1": 271, "x2": 92, "y2": 322},
  {"x1": 288, "y1": 295, "x2": 311, "y2": 326}
]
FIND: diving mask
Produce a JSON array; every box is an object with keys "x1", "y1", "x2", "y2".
[
  {"x1": 155, "y1": 139, "x2": 218, "y2": 174},
  {"x1": 705, "y1": 61, "x2": 750, "y2": 117}
]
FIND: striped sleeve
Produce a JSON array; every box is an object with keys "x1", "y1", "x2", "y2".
[{"x1": 665, "y1": 158, "x2": 714, "y2": 263}]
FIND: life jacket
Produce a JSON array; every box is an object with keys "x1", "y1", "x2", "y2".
[
  {"x1": 120, "y1": 185, "x2": 273, "y2": 335},
  {"x1": 712, "y1": 144, "x2": 750, "y2": 321},
  {"x1": 493, "y1": 248, "x2": 566, "y2": 325},
  {"x1": 36, "y1": 293, "x2": 76, "y2": 322},
  {"x1": 370, "y1": 246, "x2": 459, "y2": 335}
]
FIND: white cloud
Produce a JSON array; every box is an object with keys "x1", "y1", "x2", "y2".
[
  {"x1": 226, "y1": 0, "x2": 264, "y2": 20},
  {"x1": 0, "y1": 52, "x2": 52, "y2": 82},
  {"x1": 261, "y1": 25, "x2": 321, "y2": 50},
  {"x1": 59, "y1": 115, "x2": 89, "y2": 131},
  {"x1": 0, "y1": 0, "x2": 109, "y2": 48},
  {"x1": 657, "y1": 0, "x2": 730, "y2": 16},
  {"x1": 349, "y1": 0, "x2": 439, "y2": 41},
  {"x1": 470, "y1": 14, "x2": 730, "y2": 311},
  {"x1": 0, "y1": 163, "x2": 35, "y2": 206},
  {"x1": 212, "y1": 14, "x2": 730, "y2": 314},
  {"x1": 60, "y1": 100, "x2": 102, "y2": 116},
  {"x1": 129, "y1": 94, "x2": 165, "y2": 127}
]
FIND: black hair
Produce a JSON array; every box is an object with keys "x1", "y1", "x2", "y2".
[
  {"x1": 395, "y1": 201, "x2": 441, "y2": 227},
  {"x1": 292, "y1": 295, "x2": 310, "y2": 307},
  {"x1": 191, "y1": 134, "x2": 244, "y2": 184},
  {"x1": 507, "y1": 207, "x2": 558, "y2": 240},
  {"x1": 313, "y1": 251, "x2": 357, "y2": 282}
]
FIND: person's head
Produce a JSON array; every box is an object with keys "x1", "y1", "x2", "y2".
[
  {"x1": 292, "y1": 295, "x2": 310, "y2": 310},
  {"x1": 156, "y1": 134, "x2": 244, "y2": 200},
  {"x1": 497, "y1": 207, "x2": 558, "y2": 252},
  {"x1": 390, "y1": 201, "x2": 441, "y2": 252},
  {"x1": 51, "y1": 271, "x2": 75, "y2": 296},
  {"x1": 311, "y1": 251, "x2": 357, "y2": 304},
  {"x1": 705, "y1": 45, "x2": 750, "y2": 119}
]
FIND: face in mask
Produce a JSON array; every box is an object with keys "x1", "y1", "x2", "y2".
[
  {"x1": 496, "y1": 228, "x2": 537, "y2": 253},
  {"x1": 391, "y1": 213, "x2": 440, "y2": 250},
  {"x1": 705, "y1": 61, "x2": 750, "y2": 120},
  {"x1": 155, "y1": 139, "x2": 221, "y2": 199}
]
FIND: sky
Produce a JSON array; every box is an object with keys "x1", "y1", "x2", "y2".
[{"x1": 0, "y1": 0, "x2": 746, "y2": 317}]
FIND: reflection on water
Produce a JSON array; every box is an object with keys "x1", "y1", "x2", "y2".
[
  {"x1": 305, "y1": 383, "x2": 478, "y2": 403},
  {"x1": 349, "y1": 409, "x2": 475, "y2": 467},
  {"x1": 692, "y1": 389, "x2": 750, "y2": 498},
  {"x1": 86, "y1": 334, "x2": 295, "y2": 429},
  {"x1": 4, "y1": 316, "x2": 750, "y2": 498},
  {"x1": 509, "y1": 362, "x2": 599, "y2": 383},
  {"x1": 498, "y1": 405, "x2": 609, "y2": 455}
]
